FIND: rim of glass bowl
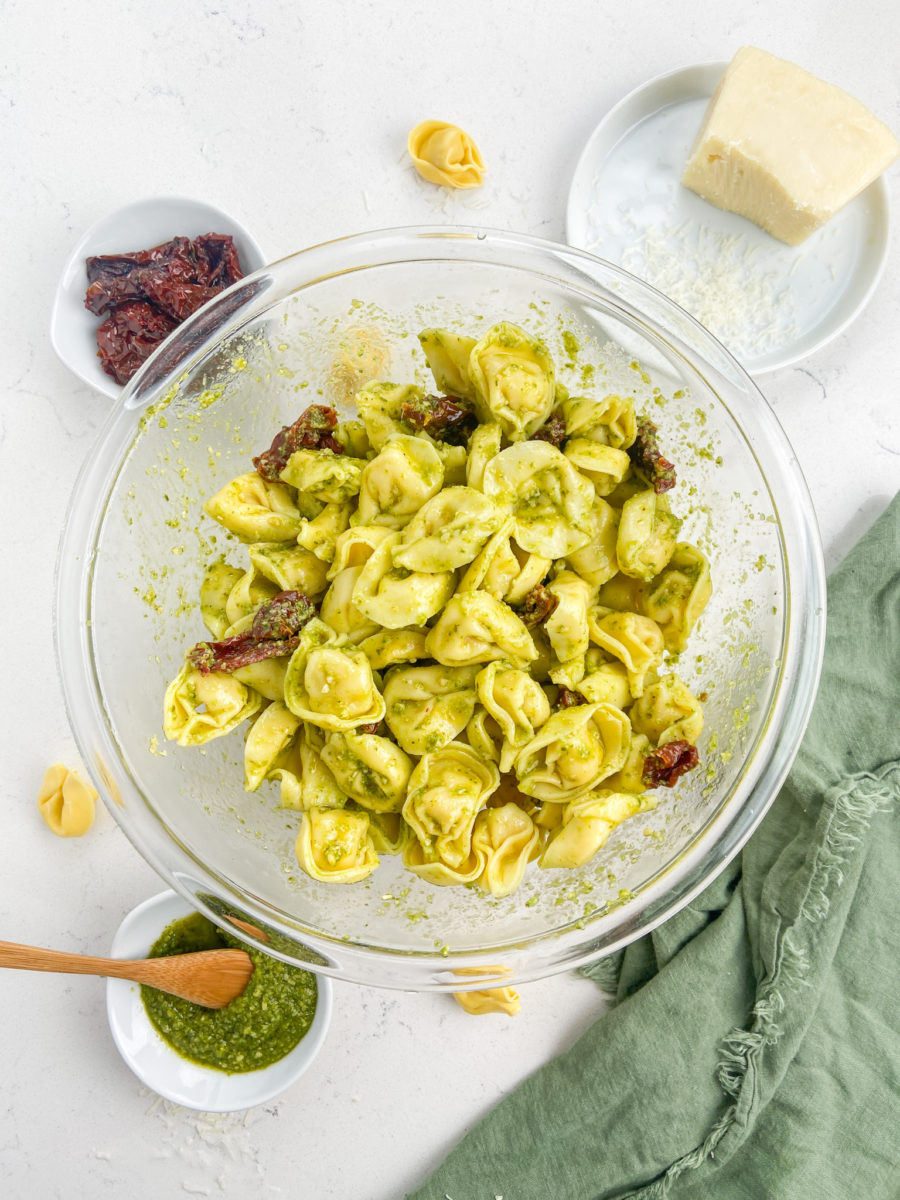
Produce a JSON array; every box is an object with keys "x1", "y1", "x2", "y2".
[{"x1": 55, "y1": 225, "x2": 826, "y2": 991}]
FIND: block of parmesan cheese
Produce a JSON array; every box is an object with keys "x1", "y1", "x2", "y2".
[{"x1": 682, "y1": 47, "x2": 899, "y2": 245}]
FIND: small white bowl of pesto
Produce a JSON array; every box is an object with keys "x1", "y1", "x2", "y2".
[{"x1": 106, "y1": 890, "x2": 332, "y2": 1112}]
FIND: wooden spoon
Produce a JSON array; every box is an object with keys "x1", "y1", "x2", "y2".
[{"x1": 0, "y1": 938, "x2": 254, "y2": 1009}]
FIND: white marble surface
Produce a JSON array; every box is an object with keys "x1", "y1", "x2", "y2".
[{"x1": 2, "y1": 3, "x2": 898, "y2": 1198}]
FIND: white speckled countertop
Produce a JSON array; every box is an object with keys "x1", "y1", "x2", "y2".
[{"x1": 2, "y1": 3, "x2": 898, "y2": 1198}]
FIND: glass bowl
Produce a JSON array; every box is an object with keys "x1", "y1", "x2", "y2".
[{"x1": 56, "y1": 226, "x2": 825, "y2": 991}]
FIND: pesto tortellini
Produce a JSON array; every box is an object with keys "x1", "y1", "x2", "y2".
[{"x1": 163, "y1": 316, "x2": 713, "y2": 897}]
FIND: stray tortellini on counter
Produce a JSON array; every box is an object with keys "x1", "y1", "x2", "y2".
[
  {"x1": 453, "y1": 987, "x2": 521, "y2": 1016},
  {"x1": 163, "y1": 315, "x2": 713, "y2": 898},
  {"x1": 37, "y1": 764, "x2": 98, "y2": 838},
  {"x1": 407, "y1": 120, "x2": 485, "y2": 189}
]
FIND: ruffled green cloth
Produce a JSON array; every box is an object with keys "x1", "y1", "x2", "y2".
[{"x1": 408, "y1": 493, "x2": 900, "y2": 1200}]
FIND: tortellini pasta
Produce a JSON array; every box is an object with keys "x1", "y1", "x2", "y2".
[
  {"x1": 294, "y1": 806, "x2": 379, "y2": 883},
  {"x1": 204, "y1": 473, "x2": 309, "y2": 542},
  {"x1": 407, "y1": 120, "x2": 486, "y2": 189},
  {"x1": 37, "y1": 764, "x2": 98, "y2": 838},
  {"x1": 426, "y1": 592, "x2": 536, "y2": 668},
  {"x1": 453, "y1": 987, "x2": 521, "y2": 1016},
  {"x1": 164, "y1": 663, "x2": 264, "y2": 746},
  {"x1": 403, "y1": 743, "x2": 499, "y2": 868},
  {"x1": 515, "y1": 703, "x2": 631, "y2": 802},
  {"x1": 384, "y1": 664, "x2": 479, "y2": 755},
  {"x1": 164, "y1": 316, "x2": 713, "y2": 898},
  {"x1": 483, "y1": 441, "x2": 593, "y2": 558},
  {"x1": 355, "y1": 435, "x2": 443, "y2": 528},
  {"x1": 283, "y1": 619, "x2": 385, "y2": 731},
  {"x1": 320, "y1": 731, "x2": 413, "y2": 812}
]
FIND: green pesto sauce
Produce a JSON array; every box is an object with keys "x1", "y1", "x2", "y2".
[{"x1": 141, "y1": 914, "x2": 317, "y2": 1074}]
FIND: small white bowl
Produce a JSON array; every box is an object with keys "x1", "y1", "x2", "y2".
[
  {"x1": 106, "y1": 890, "x2": 332, "y2": 1112},
  {"x1": 50, "y1": 196, "x2": 266, "y2": 398}
]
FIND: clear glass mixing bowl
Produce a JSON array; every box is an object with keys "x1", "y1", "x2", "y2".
[{"x1": 56, "y1": 227, "x2": 825, "y2": 990}]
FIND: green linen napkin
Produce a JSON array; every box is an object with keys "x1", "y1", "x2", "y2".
[{"x1": 408, "y1": 492, "x2": 900, "y2": 1200}]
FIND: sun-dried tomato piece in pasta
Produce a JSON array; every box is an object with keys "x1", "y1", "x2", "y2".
[
  {"x1": 642, "y1": 740, "x2": 699, "y2": 788},
  {"x1": 400, "y1": 393, "x2": 477, "y2": 446},
  {"x1": 628, "y1": 417, "x2": 677, "y2": 494},
  {"x1": 188, "y1": 591, "x2": 317, "y2": 673},
  {"x1": 253, "y1": 405, "x2": 344, "y2": 479}
]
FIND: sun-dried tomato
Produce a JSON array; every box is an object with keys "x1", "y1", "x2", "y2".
[
  {"x1": 85, "y1": 233, "x2": 245, "y2": 385},
  {"x1": 530, "y1": 410, "x2": 567, "y2": 448},
  {"x1": 188, "y1": 591, "x2": 316, "y2": 674},
  {"x1": 399, "y1": 393, "x2": 477, "y2": 445},
  {"x1": 357, "y1": 721, "x2": 383, "y2": 735},
  {"x1": 253, "y1": 405, "x2": 344, "y2": 480},
  {"x1": 642, "y1": 740, "x2": 699, "y2": 788},
  {"x1": 517, "y1": 583, "x2": 558, "y2": 627},
  {"x1": 628, "y1": 417, "x2": 677, "y2": 494},
  {"x1": 557, "y1": 687, "x2": 588, "y2": 708},
  {"x1": 95, "y1": 302, "x2": 177, "y2": 385}
]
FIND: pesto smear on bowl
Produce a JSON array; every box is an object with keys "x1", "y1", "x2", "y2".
[{"x1": 141, "y1": 913, "x2": 318, "y2": 1073}]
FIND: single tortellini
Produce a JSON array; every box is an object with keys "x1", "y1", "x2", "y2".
[
  {"x1": 283, "y1": 619, "x2": 385, "y2": 731},
  {"x1": 403, "y1": 836, "x2": 486, "y2": 886},
  {"x1": 562, "y1": 393, "x2": 636, "y2": 449},
  {"x1": 352, "y1": 532, "x2": 457, "y2": 628},
  {"x1": 565, "y1": 497, "x2": 620, "y2": 588},
  {"x1": 564, "y1": 439, "x2": 632, "y2": 496},
  {"x1": 199, "y1": 562, "x2": 244, "y2": 638},
  {"x1": 164, "y1": 663, "x2": 264, "y2": 746},
  {"x1": 295, "y1": 502, "x2": 354, "y2": 563},
  {"x1": 418, "y1": 328, "x2": 477, "y2": 399},
  {"x1": 358, "y1": 627, "x2": 429, "y2": 669},
  {"x1": 328, "y1": 525, "x2": 393, "y2": 578},
  {"x1": 472, "y1": 803, "x2": 540, "y2": 898},
  {"x1": 407, "y1": 121, "x2": 485, "y2": 189},
  {"x1": 37, "y1": 764, "x2": 97, "y2": 838},
  {"x1": 319, "y1": 566, "x2": 381, "y2": 644},
  {"x1": 248, "y1": 541, "x2": 329, "y2": 597},
  {"x1": 244, "y1": 702, "x2": 301, "y2": 791},
  {"x1": 544, "y1": 572, "x2": 592, "y2": 670},
  {"x1": 403, "y1": 743, "x2": 499, "y2": 868},
  {"x1": 270, "y1": 722, "x2": 347, "y2": 811},
  {"x1": 384, "y1": 664, "x2": 480, "y2": 755},
  {"x1": 355, "y1": 435, "x2": 444, "y2": 529},
  {"x1": 223, "y1": 569, "x2": 280, "y2": 628},
  {"x1": 459, "y1": 522, "x2": 552, "y2": 604},
  {"x1": 203, "y1": 473, "x2": 309, "y2": 542},
  {"x1": 295, "y1": 806, "x2": 379, "y2": 883},
  {"x1": 630, "y1": 675, "x2": 704, "y2": 747},
  {"x1": 453, "y1": 987, "x2": 521, "y2": 1016},
  {"x1": 320, "y1": 731, "x2": 413, "y2": 813},
  {"x1": 616, "y1": 489, "x2": 682, "y2": 581},
  {"x1": 578, "y1": 660, "x2": 632, "y2": 710},
  {"x1": 483, "y1": 441, "x2": 593, "y2": 558},
  {"x1": 475, "y1": 662, "x2": 551, "y2": 772},
  {"x1": 355, "y1": 380, "x2": 422, "y2": 451},
  {"x1": 540, "y1": 790, "x2": 652, "y2": 869},
  {"x1": 426, "y1": 592, "x2": 536, "y2": 668},
  {"x1": 639, "y1": 543, "x2": 712, "y2": 653},
  {"x1": 279, "y1": 448, "x2": 366, "y2": 504},
  {"x1": 466, "y1": 421, "x2": 503, "y2": 491},
  {"x1": 392, "y1": 486, "x2": 508, "y2": 573},
  {"x1": 468, "y1": 323, "x2": 556, "y2": 440},
  {"x1": 514, "y1": 702, "x2": 631, "y2": 802},
  {"x1": 588, "y1": 608, "x2": 665, "y2": 699}
]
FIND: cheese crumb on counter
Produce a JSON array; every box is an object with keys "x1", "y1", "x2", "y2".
[{"x1": 682, "y1": 46, "x2": 899, "y2": 245}]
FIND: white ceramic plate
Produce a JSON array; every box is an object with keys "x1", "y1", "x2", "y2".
[
  {"x1": 107, "y1": 890, "x2": 332, "y2": 1112},
  {"x1": 566, "y1": 63, "x2": 891, "y2": 374},
  {"x1": 50, "y1": 196, "x2": 266, "y2": 398}
]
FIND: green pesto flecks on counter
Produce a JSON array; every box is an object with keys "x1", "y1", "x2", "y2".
[{"x1": 141, "y1": 913, "x2": 317, "y2": 1073}]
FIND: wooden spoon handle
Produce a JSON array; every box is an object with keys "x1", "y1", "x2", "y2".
[{"x1": 0, "y1": 939, "x2": 143, "y2": 981}]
